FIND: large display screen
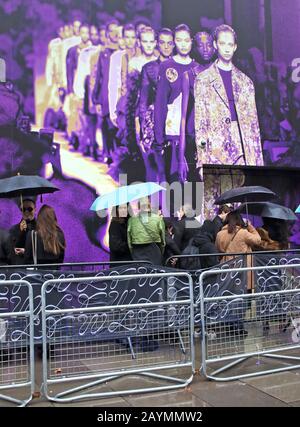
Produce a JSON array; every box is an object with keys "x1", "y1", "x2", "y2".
[{"x1": 0, "y1": 0, "x2": 299, "y2": 262}]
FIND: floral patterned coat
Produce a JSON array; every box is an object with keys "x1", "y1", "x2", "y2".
[{"x1": 194, "y1": 61, "x2": 264, "y2": 167}]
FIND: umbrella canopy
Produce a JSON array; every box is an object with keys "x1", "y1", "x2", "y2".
[
  {"x1": 90, "y1": 182, "x2": 165, "y2": 211},
  {"x1": 215, "y1": 185, "x2": 276, "y2": 205},
  {"x1": 239, "y1": 202, "x2": 297, "y2": 221},
  {"x1": 0, "y1": 175, "x2": 59, "y2": 198},
  {"x1": 296, "y1": 205, "x2": 300, "y2": 214}
]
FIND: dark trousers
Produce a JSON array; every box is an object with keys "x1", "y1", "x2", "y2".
[
  {"x1": 131, "y1": 243, "x2": 162, "y2": 266},
  {"x1": 101, "y1": 114, "x2": 117, "y2": 156}
]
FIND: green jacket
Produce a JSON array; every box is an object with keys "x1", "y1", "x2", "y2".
[{"x1": 127, "y1": 214, "x2": 165, "y2": 251}]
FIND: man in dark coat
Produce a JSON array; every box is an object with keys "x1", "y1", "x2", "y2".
[
  {"x1": 9, "y1": 197, "x2": 36, "y2": 265},
  {"x1": 193, "y1": 220, "x2": 219, "y2": 269},
  {"x1": 176, "y1": 204, "x2": 202, "y2": 251}
]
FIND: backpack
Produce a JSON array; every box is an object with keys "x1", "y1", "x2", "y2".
[{"x1": 179, "y1": 238, "x2": 202, "y2": 270}]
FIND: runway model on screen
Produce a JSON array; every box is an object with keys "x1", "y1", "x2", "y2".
[
  {"x1": 138, "y1": 27, "x2": 174, "y2": 181},
  {"x1": 153, "y1": 24, "x2": 199, "y2": 184},
  {"x1": 92, "y1": 20, "x2": 119, "y2": 163},
  {"x1": 124, "y1": 26, "x2": 157, "y2": 157},
  {"x1": 179, "y1": 31, "x2": 215, "y2": 183},
  {"x1": 194, "y1": 24, "x2": 264, "y2": 168},
  {"x1": 108, "y1": 25, "x2": 128, "y2": 129},
  {"x1": 66, "y1": 24, "x2": 91, "y2": 95},
  {"x1": 111, "y1": 24, "x2": 138, "y2": 142},
  {"x1": 63, "y1": 25, "x2": 92, "y2": 151}
]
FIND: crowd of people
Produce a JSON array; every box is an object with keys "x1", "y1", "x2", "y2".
[
  {"x1": 0, "y1": 193, "x2": 291, "y2": 270},
  {"x1": 0, "y1": 197, "x2": 65, "y2": 266},
  {"x1": 108, "y1": 199, "x2": 291, "y2": 272}
]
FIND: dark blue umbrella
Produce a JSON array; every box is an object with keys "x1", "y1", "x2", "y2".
[
  {"x1": 239, "y1": 202, "x2": 297, "y2": 221},
  {"x1": 215, "y1": 186, "x2": 276, "y2": 205},
  {"x1": 0, "y1": 175, "x2": 59, "y2": 198}
]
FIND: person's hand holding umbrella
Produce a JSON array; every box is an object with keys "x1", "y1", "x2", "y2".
[
  {"x1": 20, "y1": 219, "x2": 27, "y2": 232},
  {"x1": 0, "y1": 174, "x2": 59, "y2": 263}
]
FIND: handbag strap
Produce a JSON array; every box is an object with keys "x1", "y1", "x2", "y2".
[
  {"x1": 224, "y1": 228, "x2": 241, "y2": 253},
  {"x1": 138, "y1": 215, "x2": 160, "y2": 243}
]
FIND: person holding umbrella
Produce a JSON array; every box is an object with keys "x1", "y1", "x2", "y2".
[
  {"x1": 108, "y1": 203, "x2": 132, "y2": 264},
  {"x1": 8, "y1": 196, "x2": 37, "y2": 265},
  {"x1": 216, "y1": 210, "x2": 261, "y2": 290},
  {"x1": 238, "y1": 201, "x2": 294, "y2": 250}
]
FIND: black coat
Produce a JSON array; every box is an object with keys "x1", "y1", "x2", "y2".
[
  {"x1": 211, "y1": 216, "x2": 224, "y2": 237},
  {"x1": 193, "y1": 232, "x2": 219, "y2": 269},
  {"x1": 177, "y1": 217, "x2": 202, "y2": 251},
  {"x1": 109, "y1": 220, "x2": 132, "y2": 263},
  {"x1": 24, "y1": 230, "x2": 65, "y2": 265},
  {"x1": 164, "y1": 232, "x2": 181, "y2": 264},
  {"x1": 139, "y1": 59, "x2": 160, "y2": 121},
  {"x1": 9, "y1": 219, "x2": 36, "y2": 265},
  {"x1": 0, "y1": 228, "x2": 10, "y2": 265}
]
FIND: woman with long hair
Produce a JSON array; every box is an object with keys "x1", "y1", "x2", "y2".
[
  {"x1": 216, "y1": 210, "x2": 261, "y2": 336},
  {"x1": 216, "y1": 211, "x2": 261, "y2": 250},
  {"x1": 109, "y1": 203, "x2": 132, "y2": 264},
  {"x1": 216, "y1": 210, "x2": 261, "y2": 290},
  {"x1": 24, "y1": 204, "x2": 65, "y2": 265}
]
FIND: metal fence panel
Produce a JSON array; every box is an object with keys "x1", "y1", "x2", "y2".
[
  {"x1": 0, "y1": 280, "x2": 35, "y2": 406},
  {"x1": 41, "y1": 272, "x2": 194, "y2": 402},
  {"x1": 199, "y1": 263, "x2": 300, "y2": 381}
]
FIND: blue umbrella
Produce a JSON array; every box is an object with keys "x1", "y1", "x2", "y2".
[
  {"x1": 90, "y1": 182, "x2": 165, "y2": 211},
  {"x1": 296, "y1": 205, "x2": 300, "y2": 214}
]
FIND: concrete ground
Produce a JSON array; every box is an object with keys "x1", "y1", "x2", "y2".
[{"x1": 1, "y1": 340, "x2": 300, "y2": 407}]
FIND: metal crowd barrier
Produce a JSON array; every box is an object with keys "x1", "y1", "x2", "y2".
[
  {"x1": 0, "y1": 260, "x2": 152, "y2": 272},
  {"x1": 0, "y1": 280, "x2": 35, "y2": 406},
  {"x1": 198, "y1": 263, "x2": 300, "y2": 381},
  {"x1": 40, "y1": 272, "x2": 194, "y2": 403},
  {"x1": 2, "y1": 254, "x2": 300, "y2": 404},
  {"x1": 165, "y1": 248, "x2": 300, "y2": 268},
  {"x1": 0, "y1": 263, "x2": 170, "y2": 345}
]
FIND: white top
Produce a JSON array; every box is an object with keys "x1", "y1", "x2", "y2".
[
  {"x1": 73, "y1": 45, "x2": 98, "y2": 98},
  {"x1": 108, "y1": 49, "x2": 125, "y2": 123}
]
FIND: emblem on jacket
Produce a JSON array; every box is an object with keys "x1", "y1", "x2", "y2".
[{"x1": 166, "y1": 67, "x2": 178, "y2": 83}]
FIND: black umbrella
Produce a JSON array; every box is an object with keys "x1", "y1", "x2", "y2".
[
  {"x1": 238, "y1": 202, "x2": 297, "y2": 221},
  {"x1": 0, "y1": 175, "x2": 59, "y2": 198},
  {"x1": 215, "y1": 186, "x2": 276, "y2": 205}
]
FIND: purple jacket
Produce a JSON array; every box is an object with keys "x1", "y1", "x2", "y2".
[
  {"x1": 154, "y1": 58, "x2": 199, "y2": 148},
  {"x1": 66, "y1": 46, "x2": 79, "y2": 94},
  {"x1": 92, "y1": 47, "x2": 117, "y2": 117}
]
